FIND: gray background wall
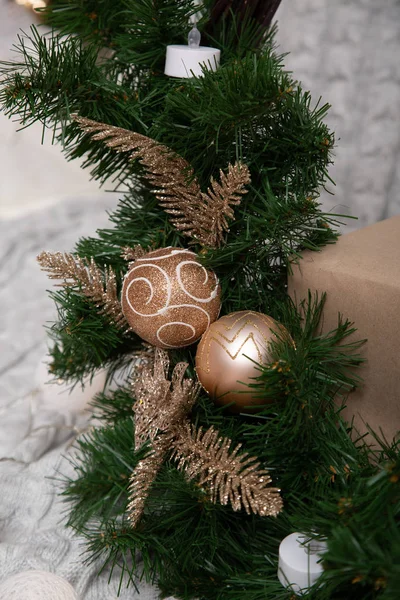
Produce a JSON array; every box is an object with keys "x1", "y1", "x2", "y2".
[{"x1": 276, "y1": 0, "x2": 400, "y2": 230}]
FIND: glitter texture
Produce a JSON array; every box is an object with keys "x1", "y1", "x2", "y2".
[
  {"x1": 73, "y1": 115, "x2": 251, "y2": 248},
  {"x1": 127, "y1": 349, "x2": 283, "y2": 527},
  {"x1": 121, "y1": 244, "x2": 147, "y2": 265},
  {"x1": 121, "y1": 247, "x2": 221, "y2": 348},
  {"x1": 128, "y1": 349, "x2": 200, "y2": 526},
  {"x1": 37, "y1": 251, "x2": 128, "y2": 330},
  {"x1": 172, "y1": 423, "x2": 283, "y2": 517}
]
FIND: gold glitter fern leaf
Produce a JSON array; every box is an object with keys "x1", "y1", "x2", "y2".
[
  {"x1": 161, "y1": 161, "x2": 251, "y2": 248},
  {"x1": 73, "y1": 115, "x2": 251, "y2": 248},
  {"x1": 127, "y1": 349, "x2": 200, "y2": 526},
  {"x1": 127, "y1": 435, "x2": 172, "y2": 528},
  {"x1": 171, "y1": 424, "x2": 283, "y2": 517},
  {"x1": 37, "y1": 251, "x2": 128, "y2": 330},
  {"x1": 127, "y1": 350, "x2": 282, "y2": 526}
]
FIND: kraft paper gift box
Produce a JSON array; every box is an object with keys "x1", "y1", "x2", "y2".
[{"x1": 288, "y1": 216, "x2": 400, "y2": 442}]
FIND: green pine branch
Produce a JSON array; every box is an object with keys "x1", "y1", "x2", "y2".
[
  {"x1": 47, "y1": 288, "x2": 140, "y2": 383},
  {"x1": 61, "y1": 294, "x2": 397, "y2": 600},
  {"x1": 0, "y1": 24, "x2": 334, "y2": 194}
]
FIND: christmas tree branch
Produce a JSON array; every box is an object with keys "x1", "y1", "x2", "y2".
[
  {"x1": 0, "y1": 27, "x2": 133, "y2": 131},
  {"x1": 45, "y1": 0, "x2": 202, "y2": 70}
]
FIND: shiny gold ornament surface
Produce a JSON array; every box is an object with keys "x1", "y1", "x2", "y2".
[
  {"x1": 121, "y1": 247, "x2": 221, "y2": 348},
  {"x1": 195, "y1": 310, "x2": 291, "y2": 411}
]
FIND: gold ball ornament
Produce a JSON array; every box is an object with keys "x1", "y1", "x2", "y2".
[
  {"x1": 121, "y1": 247, "x2": 221, "y2": 348},
  {"x1": 195, "y1": 310, "x2": 291, "y2": 412}
]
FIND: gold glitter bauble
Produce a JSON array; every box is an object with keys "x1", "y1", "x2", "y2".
[
  {"x1": 121, "y1": 247, "x2": 221, "y2": 348},
  {"x1": 195, "y1": 310, "x2": 291, "y2": 412}
]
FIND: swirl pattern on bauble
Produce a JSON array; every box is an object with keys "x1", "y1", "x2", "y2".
[{"x1": 121, "y1": 247, "x2": 221, "y2": 348}]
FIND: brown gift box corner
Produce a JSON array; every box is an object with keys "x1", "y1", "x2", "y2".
[{"x1": 288, "y1": 215, "x2": 400, "y2": 442}]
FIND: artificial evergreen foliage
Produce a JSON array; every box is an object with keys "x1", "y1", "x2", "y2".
[{"x1": 1, "y1": 1, "x2": 399, "y2": 598}]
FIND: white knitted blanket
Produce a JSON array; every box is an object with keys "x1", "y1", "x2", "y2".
[
  {"x1": 276, "y1": 0, "x2": 400, "y2": 229},
  {"x1": 0, "y1": 197, "x2": 171, "y2": 599}
]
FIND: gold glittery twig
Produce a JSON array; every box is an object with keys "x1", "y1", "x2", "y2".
[
  {"x1": 73, "y1": 115, "x2": 251, "y2": 248},
  {"x1": 171, "y1": 423, "x2": 283, "y2": 517},
  {"x1": 121, "y1": 245, "x2": 147, "y2": 264},
  {"x1": 127, "y1": 435, "x2": 172, "y2": 528},
  {"x1": 37, "y1": 251, "x2": 128, "y2": 330},
  {"x1": 132, "y1": 349, "x2": 199, "y2": 449},
  {"x1": 130, "y1": 343, "x2": 156, "y2": 382},
  {"x1": 127, "y1": 349, "x2": 200, "y2": 526},
  {"x1": 127, "y1": 349, "x2": 282, "y2": 526},
  {"x1": 164, "y1": 162, "x2": 251, "y2": 249}
]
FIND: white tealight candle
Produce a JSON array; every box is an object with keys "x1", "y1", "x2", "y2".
[
  {"x1": 164, "y1": 24, "x2": 220, "y2": 78},
  {"x1": 278, "y1": 532, "x2": 327, "y2": 595}
]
